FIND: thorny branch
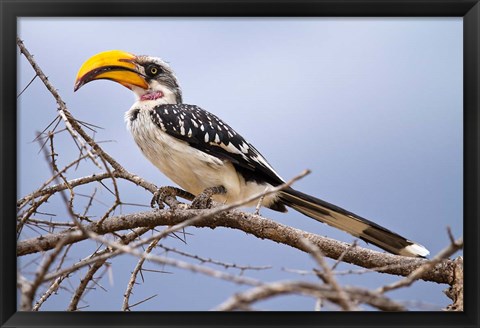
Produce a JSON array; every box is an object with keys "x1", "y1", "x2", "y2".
[
  {"x1": 214, "y1": 281, "x2": 406, "y2": 311},
  {"x1": 17, "y1": 208, "x2": 459, "y2": 286},
  {"x1": 157, "y1": 244, "x2": 272, "y2": 273},
  {"x1": 299, "y1": 238, "x2": 355, "y2": 311},
  {"x1": 122, "y1": 236, "x2": 162, "y2": 311},
  {"x1": 16, "y1": 37, "x2": 463, "y2": 311}
]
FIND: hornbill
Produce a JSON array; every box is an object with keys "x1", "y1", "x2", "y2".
[{"x1": 74, "y1": 50, "x2": 429, "y2": 257}]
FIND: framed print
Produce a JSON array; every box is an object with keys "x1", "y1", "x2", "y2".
[{"x1": 1, "y1": 0, "x2": 478, "y2": 327}]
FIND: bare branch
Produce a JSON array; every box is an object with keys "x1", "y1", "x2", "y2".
[
  {"x1": 32, "y1": 275, "x2": 65, "y2": 311},
  {"x1": 158, "y1": 244, "x2": 272, "y2": 273},
  {"x1": 82, "y1": 229, "x2": 263, "y2": 288},
  {"x1": 20, "y1": 239, "x2": 67, "y2": 311},
  {"x1": 67, "y1": 258, "x2": 108, "y2": 311},
  {"x1": 122, "y1": 236, "x2": 162, "y2": 311},
  {"x1": 18, "y1": 208, "x2": 458, "y2": 285},
  {"x1": 299, "y1": 238, "x2": 355, "y2": 311},
  {"x1": 214, "y1": 281, "x2": 406, "y2": 311},
  {"x1": 17, "y1": 37, "x2": 100, "y2": 167}
]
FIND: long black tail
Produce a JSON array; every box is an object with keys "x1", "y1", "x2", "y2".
[{"x1": 278, "y1": 187, "x2": 429, "y2": 257}]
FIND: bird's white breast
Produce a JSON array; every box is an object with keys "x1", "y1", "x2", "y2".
[{"x1": 125, "y1": 104, "x2": 278, "y2": 207}]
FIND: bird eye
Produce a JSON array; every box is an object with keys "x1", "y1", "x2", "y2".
[{"x1": 146, "y1": 64, "x2": 162, "y2": 77}]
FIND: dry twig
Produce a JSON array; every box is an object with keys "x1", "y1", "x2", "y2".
[{"x1": 215, "y1": 281, "x2": 406, "y2": 311}]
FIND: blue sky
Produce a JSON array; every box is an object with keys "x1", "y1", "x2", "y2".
[{"x1": 17, "y1": 17, "x2": 462, "y2": 311}]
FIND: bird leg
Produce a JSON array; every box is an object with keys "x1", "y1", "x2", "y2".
[
  {"x1": 151, "y1": 186, "x2": 195, "y2": 209},
  {"x1": 190, "y1": 185, "x2": 227, "y2": 209},
  {"x1": 254, "y1": 187, "x2": 269, "y2": 215}
]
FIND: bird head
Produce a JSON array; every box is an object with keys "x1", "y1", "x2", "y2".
[{"x1": 74, "y1": 50, "x2": 182, "y2": 103}]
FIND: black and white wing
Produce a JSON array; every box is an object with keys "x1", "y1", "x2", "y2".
[{"x1": 149, "y1": 104, "x2": 285, "y2": 186}]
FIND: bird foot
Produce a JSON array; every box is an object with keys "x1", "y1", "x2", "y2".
[
  {"x1": 190, "y1": 186, "x2": 226, "y2": 209},
  {"x1": 151, "y1": 186, "x2": 195, "y2": 209}
]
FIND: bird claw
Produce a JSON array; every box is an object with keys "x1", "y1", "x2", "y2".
[
  {"x1": 189, "y1": 186, "x2": 226, "y2": 209},
  {"x1": 150, "y1": 188, "x2": 169, "y2": 209},
  {"x1": 151, "y1": 186, "x2": 195, "y2": 209},
  {"x1": 190, "y1": 193, "x2": 213, "y2": 209}
]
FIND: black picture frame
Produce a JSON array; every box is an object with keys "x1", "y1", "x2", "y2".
[{"x1": 1, "y1": 0, "x2": 478, "y2": 327}]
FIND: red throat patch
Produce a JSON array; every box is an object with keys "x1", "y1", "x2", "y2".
[{"x1": 140, "y1": 91, "x2": 164, "y2": 101}]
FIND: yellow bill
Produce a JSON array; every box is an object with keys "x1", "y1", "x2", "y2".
[{"x1": 74, "y1": 50, "x2": 148, "y2": 91}]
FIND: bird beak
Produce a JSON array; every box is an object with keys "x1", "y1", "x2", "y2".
[{"x1": 74, "y1": 50, "x2": 149, "y2": 91}]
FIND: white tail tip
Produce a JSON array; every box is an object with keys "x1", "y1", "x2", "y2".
[{"x1": 403, "y1": 243, "x2": 430, "y2": 257}]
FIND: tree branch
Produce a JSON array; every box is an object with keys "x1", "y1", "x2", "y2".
[
  {"x1": 17, "y1": 207, "x2": 458, "y2": 285},
  {"x1": 214, "y1": 281, "x2": 406, "y2": 311}
]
